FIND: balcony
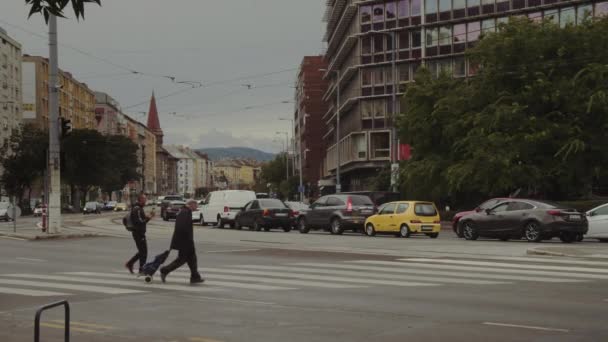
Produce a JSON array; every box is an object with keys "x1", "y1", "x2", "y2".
[{"x1": 325, "y1": 3, "x2": 358, "y2": 53}]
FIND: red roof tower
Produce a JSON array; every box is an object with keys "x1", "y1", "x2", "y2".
[{"x1": 146, "y1": 91, "x2": 163, "y2": 145}]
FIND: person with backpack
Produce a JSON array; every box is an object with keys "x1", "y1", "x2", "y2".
[
  {"x1": 160, "y1": 199, "x2": 204, "y2": 284},
  {"x1": 125, "y1": 194, "x2": 155, "y2": 274}
]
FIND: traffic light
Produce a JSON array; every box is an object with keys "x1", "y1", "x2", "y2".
[{"x1": 61, "y1": 118, "x2": 72, "y2": 137}]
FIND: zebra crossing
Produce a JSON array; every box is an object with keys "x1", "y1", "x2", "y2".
[{"x1": 0, "y1": 256, "x2": 606, "y2": 298}]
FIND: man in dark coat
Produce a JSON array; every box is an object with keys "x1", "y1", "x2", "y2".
[
  {"x1": 160, "y1": 199, "x2": 203, "y2": 284},
  {"x1": 125, "y1": 194, "x2": 154, "y2": 274}
]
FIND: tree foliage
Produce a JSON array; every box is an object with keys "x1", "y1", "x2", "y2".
[
  {"x1": 26, "y1": 0, "x2": 101, "y2": 22},
  {"x1": 398, "y1": 17, "x2": 608, "y2": 207},
  {"x1": 256, "y1": 153, "x2": 299, "y2": 200}
]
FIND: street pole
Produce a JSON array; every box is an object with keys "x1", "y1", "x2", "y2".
[
  {"x1": 390, "y1": 31, "x2": 399, "y2": 193},
  {"x1": 336, "y1": 69, "x2": 341, "y2": 193},
  {"x1": 48, "y1": 15, "x2": 61, "y2": 234}
]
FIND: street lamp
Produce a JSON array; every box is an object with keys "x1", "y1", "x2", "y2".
[
  {"x1": 320, "y1": 68, "x2": 341, "y2": 193},
  {"x1": 369, "y1": 30, "x2": 399, "y2": 192}
]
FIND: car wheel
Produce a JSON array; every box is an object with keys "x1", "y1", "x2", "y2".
[
  {"x1": 216, "y1": 216, "x2": 224, "y2": 228},
  {"x1": 253, "y1": 220, "x2": 263, "y2": 232},
  {"x1": 559, "y1": 232, "x2": 577, "y2": 244},
  {"x1": 200, "y1": 215, "x2": 205, "y2": 226},
  {"x1": 499, "y1": 236, "x2": 510, "y2": 241},
  {"x1": 235, "y1": 219, "x2": 242, "y2": 230},
  {"x1": 283, "y1": 226, "x2": 292, "y2": 233},
  {"x1": 365, "y1": 223, "x2": 376, "y2": 237},
  {"x1": 576, "y1": 234, "x2": 584, "y2": 242},
  {"x1": 462, "y1": 221, "x2": 479, "y2": 241},
  {"x1": 298, "y1": 218, "x2": 310, "y2": 234},
  {"x1": 330, "y1": 218, "x2": 344, "y2": 235},
  {"x1": 427, "y1": 233, "x2": 439, "y2": 239},
  {"x1": 400, "y1": 224, "x2": 411, "y2": 238},
  {"x1": 524, "y1": 221, "x2": 543, "y2": 242},
  {"x1": 229, "y1": 222, "x2": 236, "y2": 229},
  {"x1": 263, "y1": 227, "x2": 271, "y2": 232}
]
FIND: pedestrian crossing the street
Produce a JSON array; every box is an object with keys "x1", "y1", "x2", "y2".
[{"x1": 0, "y1": 256, "x2": 606, "y2": 298}]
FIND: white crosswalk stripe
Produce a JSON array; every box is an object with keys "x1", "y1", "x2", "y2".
[
  {"x1": 0, "y1": 278, "x2": 144, "y2": 295},
  {"x1": 0, "y1": 286, "x2": 69, "y2": 297},
  {"x1": 401, "y1": 258, "x2": 608, "y2": 274}
]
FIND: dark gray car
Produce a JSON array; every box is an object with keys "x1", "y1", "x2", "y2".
[
  {"x1": 297, "y1": 195, "x2": 376, "y2": 235},
  {"x1": 458, "y1": 199, "x2": 588, "y2": 243}
]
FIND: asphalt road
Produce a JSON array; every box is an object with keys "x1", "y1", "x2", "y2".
[{"x1": 0, "y1": 212, "x2": 607, "y2": 342}]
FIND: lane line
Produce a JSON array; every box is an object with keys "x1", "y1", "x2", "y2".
[
  {"x1": 0, "y1": 236, "x2": 26, "y2": 241},
  {"x1": 229, "y1": 265, "x2": 510, "y2": 285},
  {"x1": 41, "y1": 322, "x2": 98, "y2": 334},
  {"x1": 16, "y1": 257, "x2": 46, "y2": 262},
  {"x1": 10, "y1": 273, "x2": 222, "y2": 294},
  {"x1": 51, "y1": 320, "x2": 115, "y2": 330},
  {"x1": 205, "y1": 249, "x2": 260, "y2": 253},
  {"x1": 0, "y1": 286, "x2": 69, "y2": 297},
  {"x1": 65, "y1": 272, "x2": 295, "y2": 291},
  {"x1": 350, "y1": 260, "x2": 608, "y2": 280},
  {"x1": 0, "y1": 278, "x2": 145, "y2": 295},
  {"x1": 197, "y1": 267, "x2": 438, "y2": 287},
  {"x1": 181, "y1": 295, "x2": 276, "y2": 306},
  {"x1": 483, "y1": 322, "x2": 569, "y2": 333},
  {"x1": 189, "y1": 337, "x2": 223, "y2": 342},
  {"x1": 409, "y1": 256, "x2": 608, "y2": 267},
  {"x1": 403, "y1": 258, "x2": 608, "y2": 274},
  {"x1": 294, "y1": 262, "x2": 586, "y2": 283}
]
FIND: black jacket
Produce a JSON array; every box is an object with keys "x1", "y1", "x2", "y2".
[
  {"x1": 130, "y1": 205, "x2": 149, "y2": 233},
  {"x1": 170, "y1": 207, "x2": 195, "y2": 253}
]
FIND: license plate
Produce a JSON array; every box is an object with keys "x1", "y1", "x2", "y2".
[
  {"x1": 361, "y1": 210, "x2": 373, "y2": 215},
  {"x1": 569, "y1": 215, "x2": 581, "y2": 220},
  {"x1": 353, "y1": 220, "x2": 360, "y2": 224},
  {"x1": 421, "y1": 225, "x2": 434, "y2": 232},
  {"x1": 275, "y1": 213, "x2": 288, "y2": 217}
]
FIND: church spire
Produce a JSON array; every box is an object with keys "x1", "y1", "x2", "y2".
[{"x1": 146, "y1": 91, "x2": 163, "y2": 144}]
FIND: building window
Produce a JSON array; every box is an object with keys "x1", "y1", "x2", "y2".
[
  {"x1": 544, "y1": 9, "x2": 559, "y2": 24},
  {"x1": 399, "y1": 64, "x2": 410, "y2": 83},
  {"x1": 361, "y1": 5, "x2": 372, "y2": 24},
  {"x1": 362, "y1": 101, "x2": 373, "y2": 119},
  {"x1": 362, "y1": 69, "x2": 372, "y2": 87},
  {"x1": 481, "y1": 18, "x2": 495, "y2": 36},
  {"x1": 560, "y1": 7, "x2": 575, "y2": 28},
  {"x1": 467, "y1": 21, "x2": 481, "y2": 42},
  {"x1": 412, "y1": 30, "x2": 422, "y2": 48},
  {"x1": 577, "y1": 5, "x2": 592, "y2": 23},
  {"x1": 386, "y1": 2, "x2": 397, "y2": 20},
  {"x1": 398, "y1": 0, "x2": 409, "y2": 17},
  {"x1": 411, "y1": 0, "x2": 421, "y2": 16},
  {"x1": 425, "y1": 0, "x2": 437, "y2": 14},
  {"x1": 374, "y1": 35, "x2": 384, "y2": 54},
  {"x1": 374, "y1": 68, "x2": 384, "y2": 85},
  {"x1": 439, "y1": 26, "x2": 451, "y2": 46},
  {"x1": 453, "y1": 24, "x2": 466, "y2": 43},
  {"x1": 373, "y1": 4, "x2": 385, "y2": 22},
  {"x1": 426, "y1": 28, "x2": 438, "y2": 47},
  {"x1": 439, "y1": 0, "x2": 451, "y2": 12},
  {"x1": 399, "y1": 32, "x2": 409, "y2": 50},
  {"x1": 373, "y1": 99, "x2": 385, "y2": 118},
  {"x1": 454, "y1": 0, "x2": 466, "y2": 10},
  {"x1": 362, "y1": 36, "x2": 372, "y2": 55},
  {"x1": 597, "y1": 2, "x2": 608, "y2": 16},
  {"x1": 370, "y1": 132, "x2": 391, "y2": 159},
  {"x1": 454, "y1": 57, "x2": 466, "y2": 77}
]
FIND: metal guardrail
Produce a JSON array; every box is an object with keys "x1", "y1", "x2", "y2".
[{"x1": 34, "y1": 300, "x2": 70, "y2": 342}]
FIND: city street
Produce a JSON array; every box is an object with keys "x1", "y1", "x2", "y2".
[{"x1": 1, "y1": 212, "x2": 607, "y2": 341}]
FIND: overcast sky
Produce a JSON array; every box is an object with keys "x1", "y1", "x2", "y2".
[{"x1": 1, "y1": 0, "x2": 326, "y2": 153}]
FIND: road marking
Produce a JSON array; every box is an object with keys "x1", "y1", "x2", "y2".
[
  {"x1": 0, "y1": 286, "x2": 69, "y2": 297},
  {"x1": 189, "y1": 337, "x2": 223, "y2": 342},
  {"x1": 483, "y1": 322, "x2": 569, "y2": 333},
  {"x1": 403, "y1": 258, "x2": 608, "y2": 274},
  {"x1": 205, "y1": 249, "x2": 260, "y2": 253},
  {"x1": 198, "y1": 267, "x2": 438, "y2": 287},
  {"x1": 13, "y1": 273, "x2": 221, "y2": 293},
  {"x1": 51, "y1": 320, "x2": 115, "y2": 330},
  {"x1": 16, "y1": 257, "x2": 46, "y2": 262},
  {"x1": 350, "y1": 260, "x2": 608, "y2": 280},
  {"x1": 182, "y1": 295, "x2": 276, "y2": 306},
  {"x1": 0, "y1": 236, "x2": 26, "y2": 241},
  {"x1": 171, "y1": 271, "x2": 364, "y2": 288},
  {"x1": 41, "y1": 322, "x2": 98, "y2": 334},
  {"x1": 64, "y1": 272, "x2": 295, "y2": 291},
  {"x1": 426, "y1": 256, "x2": 608, "y2": 267},
  {"x1": 294, "y1": 262, "x2": 586, "y2": 283},
  {"x1": 231, "y1": 265, "x2": 509, "y2": 285},
  {"x1": 0, "y1": 278, "x2": 145, "y2": 295}
]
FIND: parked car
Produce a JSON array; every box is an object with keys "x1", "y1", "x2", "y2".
[
  {"x1": 458, "y1": 199, "x2": 588, "y2": 243},
  {"x1": 453, "y1": 198, "x2": 509, "y2": 237},
  {"x1": 191, "y1": 200, "x2": 206, "y2": 225},
  {"x1": 163, "y1": 201, "x2": 186, "y2": 221},
  {"x1": 365, "y1": 201, "x2": 441, "y2": 238},
  {"x1": 83, "y1": 202, "x2": 102, "y2": 215},
  {"x1": 586, "y1": 203, "x2": 608, "y2": 242},
  {"x1": 0, "y1": 202, "x2": 12, "y2": 221},
  {"x1": 156, "y1": 196, "x2": 165, "y2": 206},
  {"x1": 235, "y1": 199, "x2": 294, "y2": 232},
  {"x1": 256, "y1": 193, "x2": 270, "y2": 199},
  {"x1": 114, "y1": 203, "x2": 128, "y2": 212},
  {"x1": 104, "y1": 201, "x2": 117, "y2": 211},
  {"x1": 343, "y1": 191, "x2": 400, "y2": 207},
  {"x1": 61, "y1": 203, "x2": 75, "y2": 213},
  {"x1": 200, "y1": 190, "x2": 257, "y2": 228},
  {"x1": 285, "y1": 201, "x2": 310, "y2": 229},
  {"x1": 297, "y1": 194, "x2": 376, "y2": 235},
  {"x1": 33, "y1": 204, "x2": 45, "y2": 217},
  {"x1": 160, "y1": 195, "x2": 184, "y2": 219}
]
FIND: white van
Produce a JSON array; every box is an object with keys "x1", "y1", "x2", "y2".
[{"x1": 201, "y1": 190, "x2": 256, "y2": 228}]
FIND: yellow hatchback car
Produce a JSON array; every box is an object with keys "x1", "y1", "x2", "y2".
[{"x1": 364, "y1": 201, "x2": 441, "y2": 238}]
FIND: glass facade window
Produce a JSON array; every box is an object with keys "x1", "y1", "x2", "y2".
[
  {"x1": 398, "y1": 0, "x2": 409, "y2": 17},
  {"x1": 362, "y1": 101, "x2": 373, "y2": 118},
  {"x1": 560, "y1": 7, "x2": 575, "y2": 27},
  {"x1": 454, "y1": 57, "x2": 466, "y2": 77},
  {"x1": 545, "y1": 9, "x2": 559, "y2": 24},
  {"x1": 427, "y1": 28, "x2": 438, "y2": 47},
  {"x1": 467, "y1": 22, "x2": 481, "y2": 42},
  {"x1": 529, "y1": 11, "x2": 542, "y2": 22},
  {"x1": 361, "y1": 6, "x2": 372, "y2": 23},
  {"x1": 454, "y1": 0, "x2": 466, "y2": 9},
  {"x1": 362, "y1": 69, "x2": 372, "y2": 86},
  {"x1": 386, "y1": 2, "x2": 397, "y2": 20},
  {"x1": 412, "y1": 30, "x2": 422, "y2": 47},
  {"x1": 439, "y1": 0, "x2": 451, "y2": 12},
  {"x1": 577, "y1": 5, "x2": 592, "y2": 23},
  {"x1": 439, "y1": 26, "x2": 451, "y2": 45},
  {"x1": 597, "y1": 2, "x2": 608, "y2": 16},
  {"x1": 496, "y1": 16, "x2": 508, "y2": 27},
  {"x1": 400, "y1": 64, "x2": 410, "y2": 82},
  {"x1": 387, "y1": 35, "x2": 394, "y2": 51},
  {"x1": 374, "y1": 69, "x2": 384, "y2": 85},
  {"x1": 362, "y1": 36, "x2": 372, "y2": 55},
  {"x1": 468, "y1": 0, "x2": 481, "y2": 6},
  {"x1": 373, "y1": 99, "x2": 385, "y2": 118},
  {"x1": 426, "y1": 0, "x2": 438, "y2": 14},
  {"x1": 482, "y1": 18, "x2": 495, "y2": 35},
  {"x1": 373, "y1": 4, "x2": 385, "y2": 22},
  {"x1": 374, "y1": 36, "x2": 384, "y2": 54},
  {"x1": 399, "y1": 32, "x2": 410, "y2": 50},
  {"x1": 411, "y1": 0, "x2": 422, "y2": 15},
  {"x1": 438, "y1": 59, "x2": 452, "y2": 75},
  {"x1": 386, "y1": 67, "x2": 394, "y2": 84},
  {"x1": 453, "y1": 23, "x2": 467, "y2": 43}
]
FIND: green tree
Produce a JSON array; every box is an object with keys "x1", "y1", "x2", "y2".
[
  {"x1": 257, "y1": 153, "x2": 296, "y2": 199},
  {"x1": 398, "y1": 17, "x2": 608, "y2": 207},
  {"x1": 26, "y1": 0, "x2": 101, "y2": 22},
  {"x1": 0, "y1": 124, "x2": 48, "y2": 211},
  {"x1": 98, "y1": 135, "x2": 141, "y2": 199}
]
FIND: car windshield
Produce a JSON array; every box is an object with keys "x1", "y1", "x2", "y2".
[
  {"x1": 349, "y1": 196, "x2": 374, "y2": 206},
  {"x1": 259, "y1": 199, "x2": 286, "y2": 209},
  {"x1": 414, "y1": 203, "x2": 438, "y2": 216}
]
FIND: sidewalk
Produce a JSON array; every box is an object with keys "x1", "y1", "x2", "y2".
[
  {"x1": 527, "y1": 243, "x2": 608, "y2": 259},
  {"x1": 0, "y1": 217, "x2": 102, "y2": 241}
]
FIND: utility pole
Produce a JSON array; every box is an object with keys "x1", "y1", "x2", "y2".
[{"x1": 48, "y1": 15, "x2": 61, "y2": 234}]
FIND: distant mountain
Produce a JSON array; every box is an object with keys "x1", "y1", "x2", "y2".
[{"x1": 196, "y1": 147, "x2": 275, "y2": 162}]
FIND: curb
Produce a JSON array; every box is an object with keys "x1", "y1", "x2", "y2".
[
  {"x1": 0, "y1": 232, "x2": 104, "y2": 241},
  {"x1": 527, "y1": 247, "x2": 608, "y2": 259}
]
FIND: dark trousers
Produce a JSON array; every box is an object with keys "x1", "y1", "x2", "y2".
[
  {"x1": 161, "y1": 249, "x2": 201, "y2": 280},
  {"x1": 127, "y1": 230, "x2": 147, "y2": 271}
]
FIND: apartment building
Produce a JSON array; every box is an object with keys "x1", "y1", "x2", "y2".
[
  {"x1": 165, "y1": 145, "x2": 195, "y2": 197},
  {"x1": 94, "y1": 91, "x2": 127, "y2": 136},
  {"x1": 22, "y1": 55, "x2": 95, "y2": 131},
  {"x1": 294, "y1": 56, "x2": 329, "y2": 196},
  {"x1": 124, "y1": 115, "x2": 157, "y2": 195},
  {"x1": 0, "y1": 27, "x2": 22, "y2": 149},
  {"x1": 321, "y1": 0, "x2": 608, "y2": 191}
]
